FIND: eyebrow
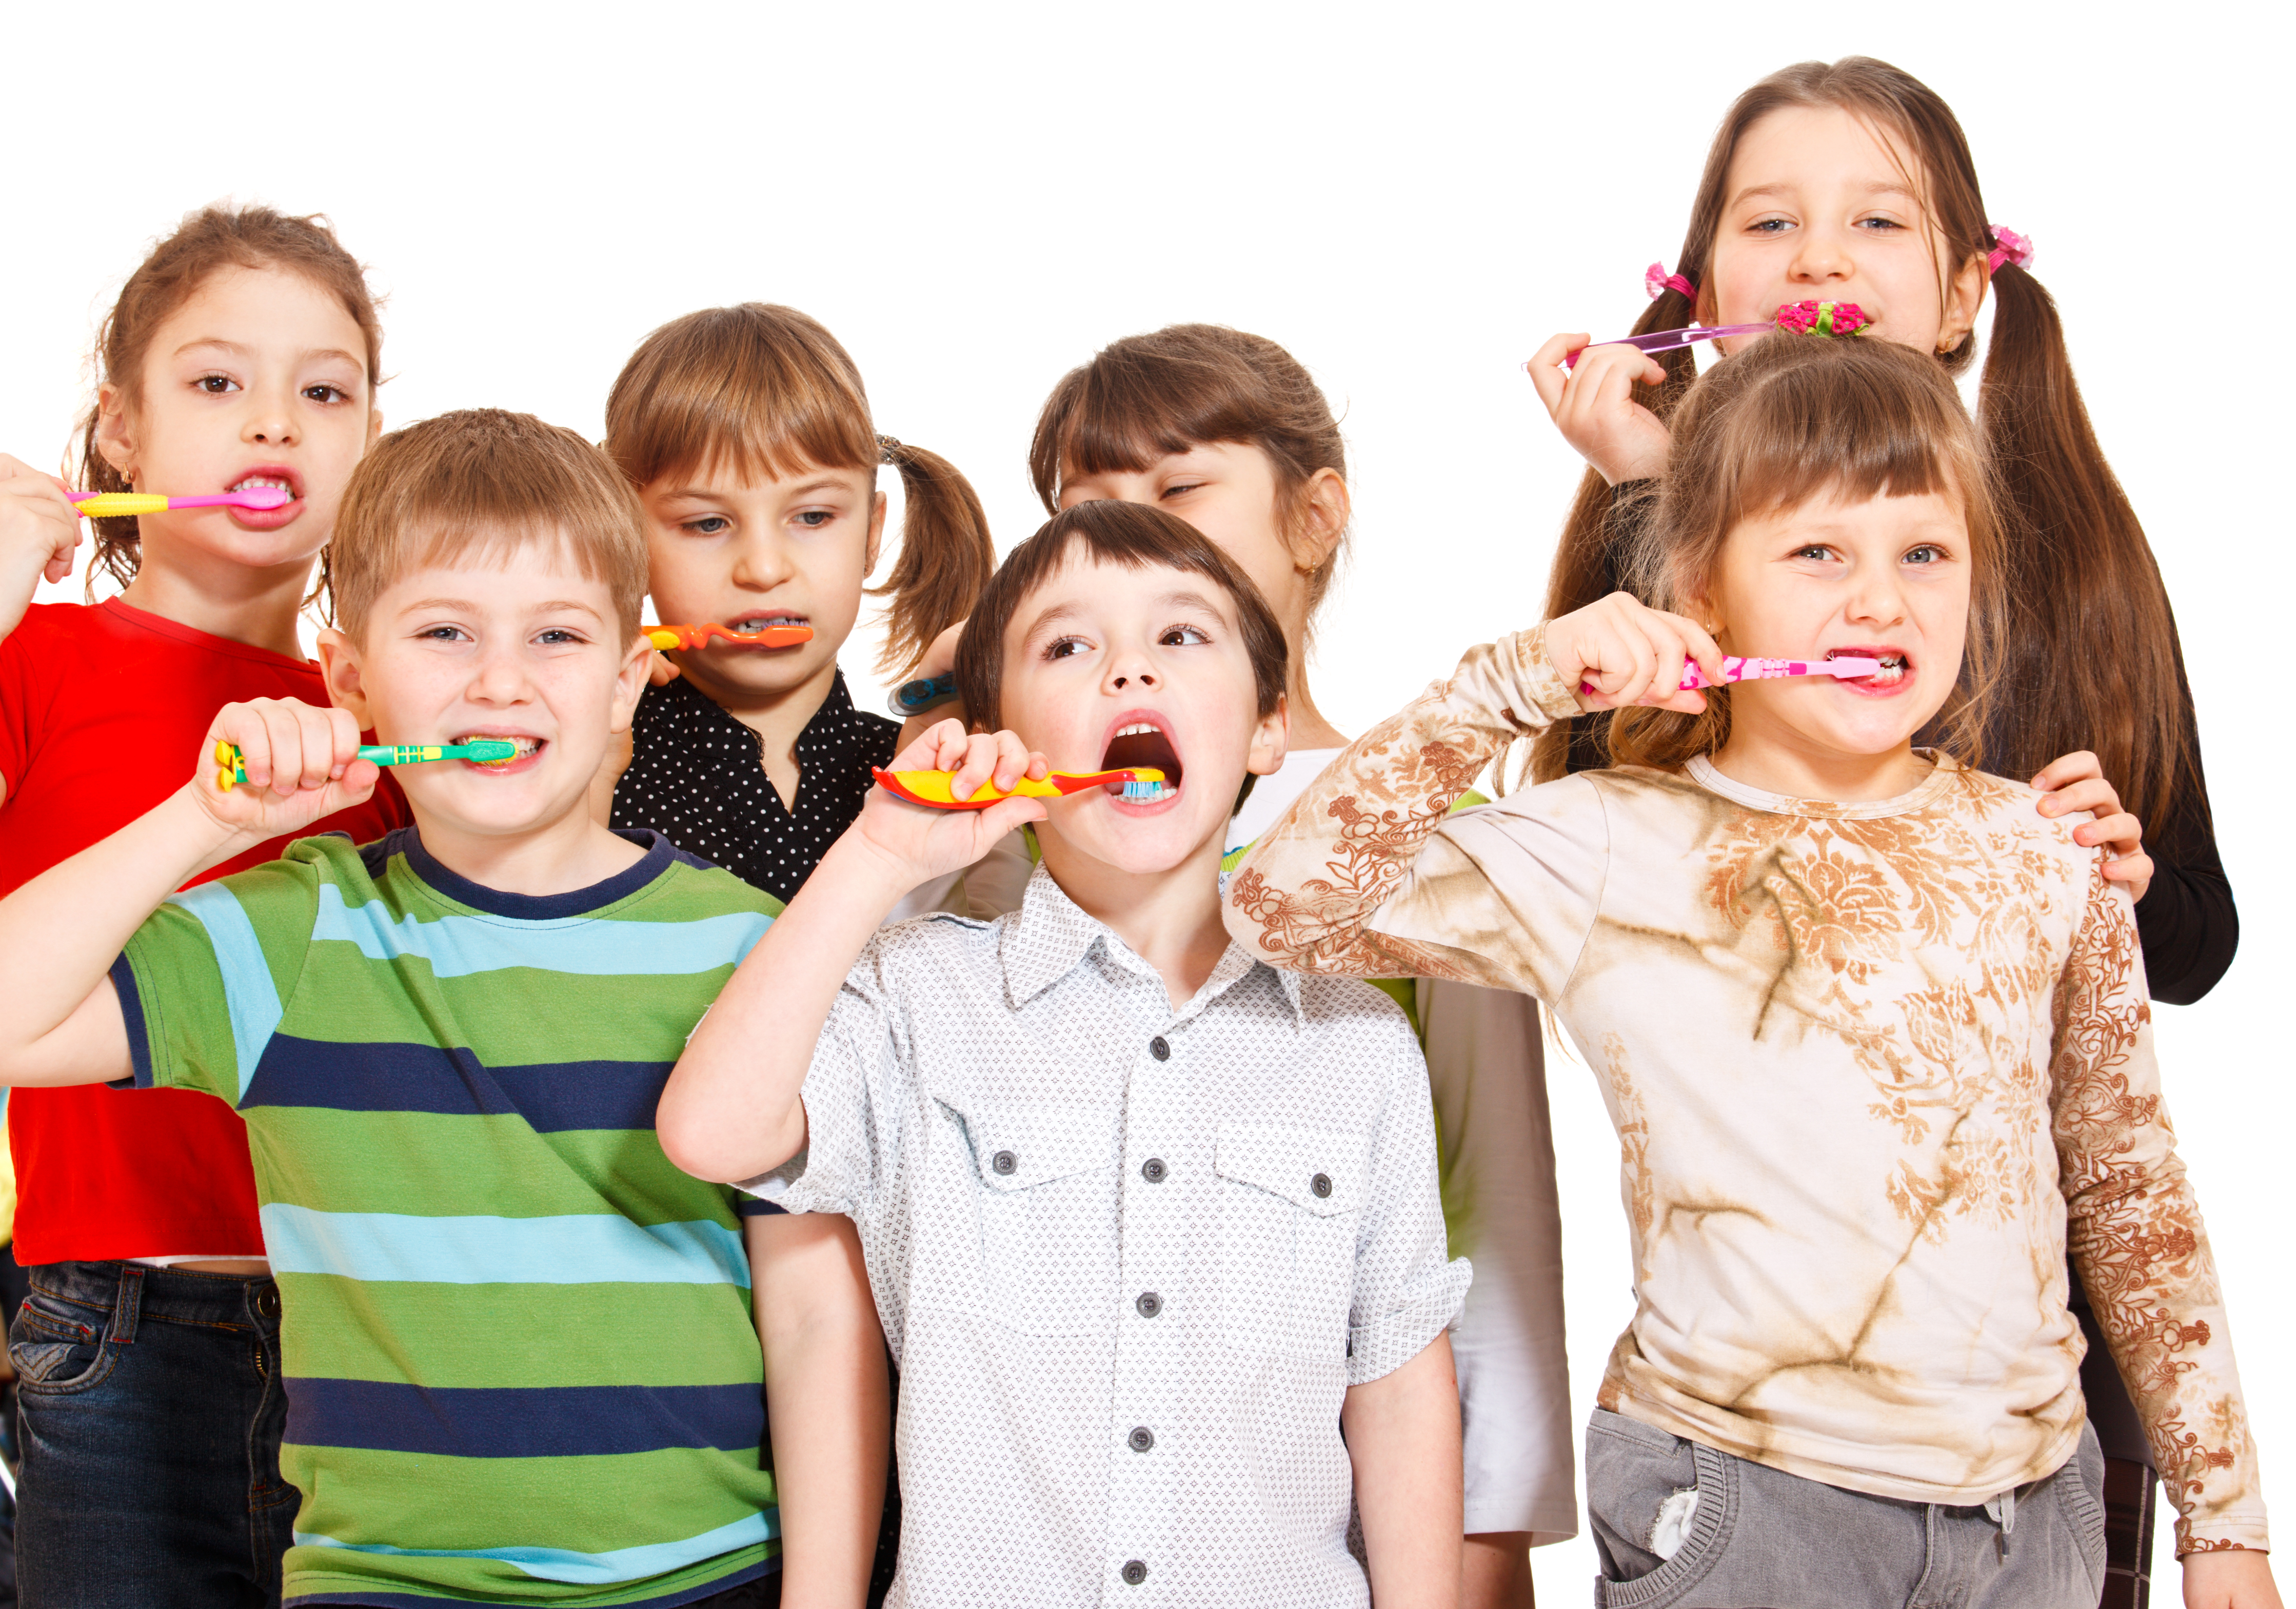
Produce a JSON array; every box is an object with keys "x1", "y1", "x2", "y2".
[
  {"x1": 402, "y1": 597, "x2": 607, "y2": 622},
  {"x1": 657, "y1": 475, "x2": 853, "y2": 504},
  {"x1": 1728, "y1": 178, "x2": 1919, "y2": 209},
  {"x1": 171, "y1": 337, "x2": 365, "y2": 369},
  {"x1": 1019, "y1": 586, "x2": 1234, "y2": 641}
]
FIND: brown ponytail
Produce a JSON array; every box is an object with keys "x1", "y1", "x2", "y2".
[
  {"x1": 1536, "y1": 57, "x2": 2195, "y2": 832},
  {"x1": 869, "y1": 435, "x2": 995, "y2": 678},
  {"x1": 73, "y1": 204, "x2": 384, "y2": 603},
  {"x1": 603, "y1": 304, "x2": 994, "y2": 681}
]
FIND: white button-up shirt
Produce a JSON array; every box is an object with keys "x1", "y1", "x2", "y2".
[{"x1": 749, "y1": 866, "x2": 1469, "y2": 1607}]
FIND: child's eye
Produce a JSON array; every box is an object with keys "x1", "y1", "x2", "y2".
[
  {"x1": 1160, "y1": 482, "x2": 1205, "y2": 501},
  {"x1": 1903, "y1": 544, "x2": 1946, "y2": 565},
  {"x1": 302, "y1": 383, "x2": 351, "y2": 404},
  {"x1": 1158, "y1": 624, "x2": 1210, "y2": 647},
  {"x1": 1748, "y1": 217, "x2": 1794, "y2": 235},
  {"x1": 1044, "y1": 635, "x2": 1090, "y2": 660},
  {"x1": 1792, "y1": 544, "x2": 1835, "y2": 563},
  {"x1": 793, "y1": 509, "x2": 839, "y2": 529},
  {"x1": 1855, "y1": 216, "x2": 1907, "y2": 234},
  {"x1": 194, "y1": 373, "x2": 240, "y2": 395},
  {"x1": 536, "y1": 628, "x2": 586, "y2": 645},
  {"x1": 415, "y1": 625, "x2": 470, "y2": 642},
  {"x1": 681, "y1": 516, "x2": 733, "y2": 537}
]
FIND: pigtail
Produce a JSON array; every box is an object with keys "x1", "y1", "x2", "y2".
[
  {"x1": 870, "y1": 435, "x2": 995, "y2": 679},
  {"x1": 1975, "y1": 264, "x2": 2193, "y2": 829},
  {"x1": 1521, "y1": 286, "x2": 1704, "y2": 787}
]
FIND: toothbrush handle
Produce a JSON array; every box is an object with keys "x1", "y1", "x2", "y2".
[{"x1": 1579, "y1": 657, "x2": 1747, "y2": 697}]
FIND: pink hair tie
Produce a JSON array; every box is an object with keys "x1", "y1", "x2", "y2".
[
  {"x1": 1645, "y1": 262, "x2": 1698, "y2": 301},
  {"x1": 1987, "y1": 225, "x2": 2034, "y2": 273}
]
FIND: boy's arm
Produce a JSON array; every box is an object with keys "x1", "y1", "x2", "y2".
[
  {"x1": 1343, "y1": 1334, "x2": 1463, "y2": 1609},
  {"x1": 2051, "y1": 868, "x2": 2271, "y2": 1560},
  {"x1": 749, "y1": 1213, "x2": 888, "y2": 1609},
  {"x1": 1228, "y1": 610, "x2": 1700, "y2": 992},
  {"x1": 660, "y1": 721, "x2": 1045, "y2": 1185},
  {"x1": 0, "y1": 698, "x2": 375, "y2": 1087}
]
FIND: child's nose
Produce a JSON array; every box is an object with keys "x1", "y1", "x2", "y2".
[
  {"x1": 1789, "y1": 225, "x2": 1854, "y2": 283},
  {"x1": 241, "y1": 383, "x2": 300, "y2": 447}
]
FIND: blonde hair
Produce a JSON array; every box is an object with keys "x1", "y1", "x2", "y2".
[
  {"x1": 1606, "y1": 335, "x2": 2006, "y2": 771},
  {"x1": 330, "y1": 409, "x2": 647, "y2": 644},
  {"x1": 602, "y1": 303, "x2": 994, "y2": 678}
]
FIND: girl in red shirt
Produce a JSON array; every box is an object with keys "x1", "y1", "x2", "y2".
[{"x1": 0, "y1": 205, "x2": 409, "y2": 1608}]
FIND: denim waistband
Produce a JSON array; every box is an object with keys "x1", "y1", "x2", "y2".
[{"x1": 25, "y1": 1258, "x2": 281, "y2": 1335}]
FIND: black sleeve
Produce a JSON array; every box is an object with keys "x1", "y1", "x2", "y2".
[{"x1": 2134, "y1": 654, "x2": 2238, "y2": 1003}]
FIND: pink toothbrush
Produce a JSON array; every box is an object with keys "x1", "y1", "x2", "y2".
[
  {"x1": 1578, "y1": 654, "x2": 1884, "y2": 697},
  {"x1": 71, "y1": 487, "x2": 293, "y2": 516},
  {"x1": 1558, "y1": 300, "x2": 1872, "y2": 369}
]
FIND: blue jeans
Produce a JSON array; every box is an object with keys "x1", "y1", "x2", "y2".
[{"x1": 9, "y1": 1261, "x2": 293, "y2": 1608}]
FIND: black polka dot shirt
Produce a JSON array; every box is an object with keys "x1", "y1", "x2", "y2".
[{"x1": 610, "y1": 670, "x2": 899, "y2": 905}]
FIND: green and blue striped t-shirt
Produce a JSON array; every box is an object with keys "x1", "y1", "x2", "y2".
[{"x1": 111, "y1": 827, "x2": 783, "y2": 1607}]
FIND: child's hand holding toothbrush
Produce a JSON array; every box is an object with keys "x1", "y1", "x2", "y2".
[
  {"x1": 0, "y1": 454, "x2": 85, "y2": 642},
  {"x1": 189, "y1": 698, "x2": 380, "y2": 847},
  {"x1": 1525, "y1": 334, "x2": 1673, "y2": 487},
  {"x1": 1546, "y1": 591, "x2": 1724, "y2": 714},
  {"x1": 846, "y1": 719, "x2": 1049, "y2": 890}
]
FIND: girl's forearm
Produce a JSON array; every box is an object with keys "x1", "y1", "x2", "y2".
[
  {"x1": 1343, "y1": 1335, "x2": 1463, "y2": 1609},
  {"x1": 753, "y1": 1215, "x2": 890, "y2": 1609},
  {"x1": 0, "y1": 787, "x2": 244, "y2": 1078},
  {"x1": 661, "y1": 833, "x2": 914, "y2": 1182}
]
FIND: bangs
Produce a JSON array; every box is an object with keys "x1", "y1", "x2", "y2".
[
  {"x1": 605, "y1": 304, "x2": 878, "y2": 491},
  {"x1": 1036, "y1": 336, "x2": 1298, "y2": 497}
]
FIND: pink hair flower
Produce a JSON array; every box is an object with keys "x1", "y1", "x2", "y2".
[
  {"x1": 1987, "y1": 225, "x2": 2035, "y2": 272},
  {"x1": 1645, "y1": 262, "x2": 1697, "y2": 301}
]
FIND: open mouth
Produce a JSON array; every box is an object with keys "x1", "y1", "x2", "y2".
[
  {"x1": 452, "y1": 732, "x2": 544, "y2": 769},
  {"x1": 1101, "y1": 717, "x2": 1184, "y2": 803},
  {"x1": 1828, "y1": 646, "x2": 1910, "y2": 689}
]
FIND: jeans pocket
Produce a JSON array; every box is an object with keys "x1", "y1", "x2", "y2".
[
  {"x1": 2060, "y1": 1422, "x2": 2110, "y2": 1593},
  {"x1": 1586, "y1": 1410, "x2": 1734, "y2": 1607},
  {"x1": 8, "y1": 1296, "x2": 115, "y2": 1394}
]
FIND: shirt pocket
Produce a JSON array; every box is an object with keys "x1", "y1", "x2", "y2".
[
  {"x1": 1215, "y1": 1123, "x2": 1371, "y2": 1359},
  {"x1": 947, "y1": 1099, "x2": 1121, "y2": 1338}
]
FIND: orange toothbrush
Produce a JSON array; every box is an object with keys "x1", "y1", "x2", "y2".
[{"x1": 644, "y1": 622, "x2": 815, "y2": 652}]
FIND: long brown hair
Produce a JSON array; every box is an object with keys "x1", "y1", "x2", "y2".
[
  {"x1": 1606, "y1": 335, "x2": 2005, "y2": 770},
  {"x1": 74, "y1": 204, "x2": 384, "y2": 602},
  {"x1": 602, "y1": 303, "x2": 994, "y2": 679},
  {"x1": 1028, "y1": 324, "x2": 1349, "y2": 641},
  {"x1": 1539, "y1": 57, "x2": 2194, "y2": 831}
]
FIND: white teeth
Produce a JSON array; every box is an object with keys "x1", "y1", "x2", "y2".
[
  {"x1": 1115, "y1": 722, "x2": 1160, "y2": 738},
  {"x1": 229, "y1": 476, "x2": 291, "y2": 493}
]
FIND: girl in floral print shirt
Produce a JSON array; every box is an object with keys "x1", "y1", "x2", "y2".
[{"x1": 1225, "y1": 335, "x2": 2275, "y2": 1609}]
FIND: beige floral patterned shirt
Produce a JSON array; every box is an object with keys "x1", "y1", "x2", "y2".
[{"x1": 1223, "y1": 626, "x2": 2267, "y2": 1555}]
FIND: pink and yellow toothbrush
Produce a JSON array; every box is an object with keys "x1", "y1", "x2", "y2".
[
  {"x1": 212, "y1": 739, "x2": 521, "y2": 791},
  {"x1": 1558, "y1": 299, "x2": 1872, "y2": 369},
  {"x1": 72, "y1": 488, "x2": 293, "y2": 515},
  {"x1": 874, "y1": 767, "x2": 1170, "y2": 809},
  {"x1": 1578, "y1": 655, "x2": 1886, "y2": 698}
]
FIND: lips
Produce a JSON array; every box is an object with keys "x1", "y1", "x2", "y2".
[
  {"x1": 1100, "y1": 713, "x2": 1184, "y2": 805},
  {"x1": 226, "y1": 466, "x2": 305, "y2": 528},
  {"x1": 1827, "y1": 646, "x2": 1912, "y2": 697}
]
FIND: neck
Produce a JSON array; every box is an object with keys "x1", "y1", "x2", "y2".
[
  {"x1": 1036, "y1": 820, "x2": 1233, "y2": 1010},
  {"x1": 1282, "y1": 654, "x2": 1349, "y2": 752},
  {"x1": 684, "y1": 655, "x2": 841, "y2": 753},
  {"x1": 412, "y1": 802, "x2": 647, "y2": 900},
  {"x1": 118, "y1": 538, "x2": 316, "y2": 660},
  {"x1": 1709, "y1": 724, "x2": 1934, "y2": 803}
]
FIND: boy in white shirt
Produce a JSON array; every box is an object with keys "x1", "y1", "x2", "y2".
[{"x1": 660, "y1": 498, "x2": 1470, "y2": 1608}]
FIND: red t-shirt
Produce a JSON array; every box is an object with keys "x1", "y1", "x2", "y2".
[{"x1": 0, "y1": 599, "x2": 410, "y2": 1265}]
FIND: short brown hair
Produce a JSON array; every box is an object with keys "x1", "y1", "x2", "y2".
[
  {"x1": 1028, "y1": 325, "x2": 1349, "y2": 627},
  {"x1": 75, "y1": 204, "x2": 385, "y2": 600},
  {"x1": 955, "y1": 501, "x2": 1287, "y2": 736},
  {"x1": 602, "y1": 303, "x2": 994, "y2": 678},
  {"x1": 330, "y1": 409, "x2": 648, "y2": 645},
  {"x1": 1606, "y1": 334, "x2": 2005, "y2": 771}
]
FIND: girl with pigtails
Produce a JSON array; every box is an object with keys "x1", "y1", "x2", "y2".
[
  {"x1": 595, "y1": 303, "x2": 1001, "y2": 1606},
  {"x1": 1525, "y1": 58, "x2": 2234, "y2": 1605}
]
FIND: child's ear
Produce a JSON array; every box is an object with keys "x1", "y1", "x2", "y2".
[
  {"x1": 610, "y1": 628, "x2": 652, "y2": 734},
  {"x1": 1939, "y1": 253, "x2": 1987, "y2": 353},
  {"x1": 93, "y1": 383, "x2": 136, "y2": 480},
  {"x1": 1246, "y1": 693, "x2": 1290, "y2": 778},
  {"x1": 865, "y1": 490, "x2": 887, "y2": 576},
  {"x1": 1284, "y1": 470, "x2": 1350, "y2": 573},
  {"x1": 316, "y1": 627, "x2": 372, "y2": 727},
  {"x1": 366, "y1": 407, "x2": 385, "y2": 448}
]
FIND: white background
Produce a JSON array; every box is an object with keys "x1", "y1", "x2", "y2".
[{"x1": 4, "y1": 3, "x2": 2286, "y2": 1594}]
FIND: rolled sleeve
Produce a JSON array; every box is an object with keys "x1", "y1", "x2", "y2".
[{"x1": 1345, "y1": 1010, "x2": 1473, "y2": 1386}]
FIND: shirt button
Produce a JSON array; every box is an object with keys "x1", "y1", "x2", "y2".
[
  {"x1": 1121, "y1": 1560, "x2": 1149, "y2": 1585},
  {"x1": 1127, "y1": 1425, "x2": 1155, "y2": 1453},
  {"x1": 1149, "y1": 1036, "x2": 1170, "y2": 1061},
  {"x1": 1135, "y1": 1291, "x2": 1161, "y2": 1318},
  {"x1": 1141, "y1": 1157, "x2": 1167, "y2": 1183},
  {"x1": 1311, "y1": 1171, "x2": 1333, "y2": 1199},
  {"x1": 992, "y1": 1150, "x2": 1018, "y2": 1176}
]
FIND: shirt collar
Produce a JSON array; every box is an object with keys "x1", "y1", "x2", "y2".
[{"x1": 998, "y1": 864, "x2": 1307, "y2": 1025}]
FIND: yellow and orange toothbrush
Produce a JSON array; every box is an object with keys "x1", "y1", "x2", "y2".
[
  {"x1": 873, "y1": 767, "x2": 1169, "y2": 810},
  {"x1": 644, "y1": 622, "x2": 815, "y2": 652},
  {"x1": 213, "y1": 739, "x2": 520, "y2": 791}
]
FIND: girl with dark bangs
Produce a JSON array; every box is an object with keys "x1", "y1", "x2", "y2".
[
  {"x1": 1230, "y1": 333, "x2": 2274, "y2": 1609},
  {"x1": 1524, "y1": 60, "x2": 2234, "y2": 1604}
]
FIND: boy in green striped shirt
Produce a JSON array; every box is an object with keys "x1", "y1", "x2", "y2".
[{"x1": 0, "y1": 410, "x2": 886, "y2": 1607}]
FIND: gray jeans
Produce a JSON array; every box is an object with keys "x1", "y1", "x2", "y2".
[{"x1": 1585, "y1": 1408, "x2": 2107, "y2": 1608}]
